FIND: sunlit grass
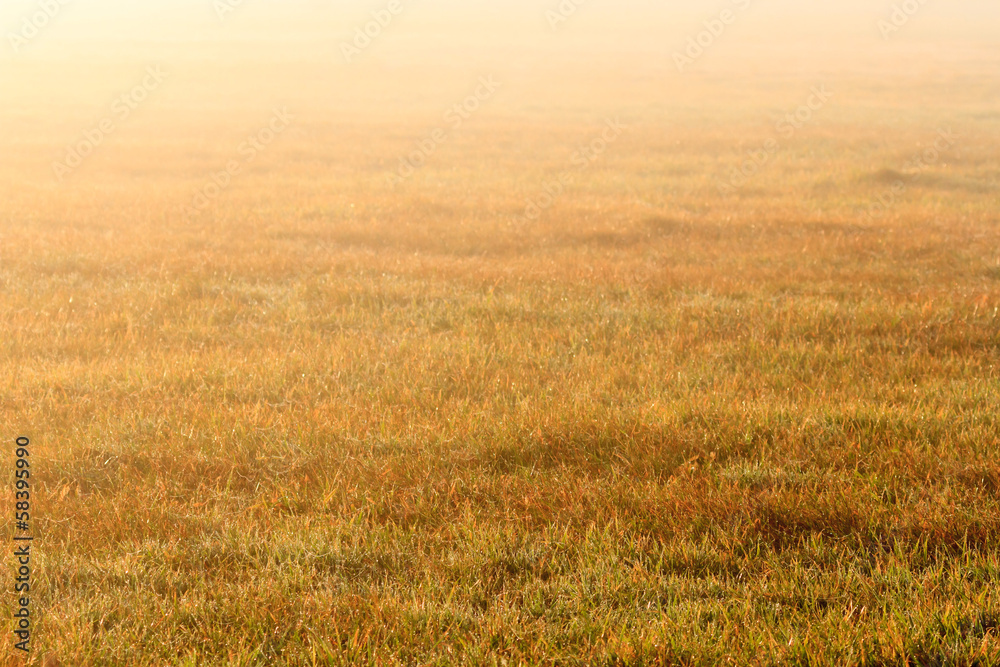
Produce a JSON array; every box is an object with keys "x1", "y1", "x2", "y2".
[{"x1": 1, "y1": 49, "x2": 999, "y2": 664}]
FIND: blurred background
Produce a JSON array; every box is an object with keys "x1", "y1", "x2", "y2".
[{"x1": 0, "y1": 1, "x2": 996, "y2": 250}]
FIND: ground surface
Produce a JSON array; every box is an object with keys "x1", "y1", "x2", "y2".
[{"x1": 1, "y1": 9, "x2": 999, "y2": 665}]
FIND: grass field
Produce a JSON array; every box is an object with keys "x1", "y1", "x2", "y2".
[{"x1": 1, "y1": 3, "x2": 1000, "y2": 664}]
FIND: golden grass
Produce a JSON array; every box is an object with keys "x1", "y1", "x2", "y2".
[{"x1": 1, "y1": 32, "x2": 999, "y2": 665}]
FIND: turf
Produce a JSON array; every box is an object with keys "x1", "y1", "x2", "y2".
[{"x1": 1, "y1": 15, "x2": 999, "y2": 666}]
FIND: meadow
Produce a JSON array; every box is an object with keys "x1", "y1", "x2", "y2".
[{"x1": 1, "y1": 11, "x2": 999, "y2": 664}]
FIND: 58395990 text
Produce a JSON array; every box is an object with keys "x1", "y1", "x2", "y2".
[{"x1": 13, "y1": 436, "x2": 32, "y2": 653}]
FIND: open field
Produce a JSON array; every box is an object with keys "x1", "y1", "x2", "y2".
[{"x1": 2, "y1": 3, "x2": 1000, "y2": 664}]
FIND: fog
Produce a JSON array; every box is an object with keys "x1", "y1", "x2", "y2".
[
  {"x1": 2, "y1": 1, "x2": 996, "y2": 61},
  {"x1": 2, "y1": 0, "x2": 996, "y2": 190}
]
